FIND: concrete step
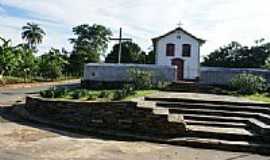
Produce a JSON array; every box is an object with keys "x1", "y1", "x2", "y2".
[
  {"x1": 168, "y1": 137, "x2": 270, "y2": 155},
  {"x1": 157, "y1": 101, "x2": 270, "y2": 115},
  {"x1": 183, "y1": 114, "x2": 270, "y2": 135},
  {"x1": 185, "y1": 120, "x2": 247, "y2": 128},
  {"x1": 169, "y1": 108, "x2": 270, "y2": 125},
  {"x1": 186, "y1": 125, "x2": 256, "y2": 142},
  {"x1": 145, "y1": 97, "x2": 270, "y2": 108}
]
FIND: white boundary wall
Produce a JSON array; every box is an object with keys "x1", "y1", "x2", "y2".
[
  {"x1": 83, "y1": 63, "x2": 177, "y2": 82},
  {"x1": 200, "y1": 67, "x2": 270, "y2": 85}
]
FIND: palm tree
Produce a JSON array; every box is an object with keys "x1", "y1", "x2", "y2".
[{"x1": 22, "y1": 22, "x2": 46, "y2": 50}]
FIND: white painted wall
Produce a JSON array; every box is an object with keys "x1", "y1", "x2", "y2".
[
  {"x1": 84, "y1": 63, "x2": 177, "y2": 82},
  {"x1": 155, "y1": 30, "x2": 201, "y2": 80}
]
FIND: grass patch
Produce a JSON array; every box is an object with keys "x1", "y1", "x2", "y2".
[
  {"x1": 243, "y1": 93, "x2": 270, "y2": 103},
  {"x1": 123, "y1": 90, "x2": 156, "y2": 100}
]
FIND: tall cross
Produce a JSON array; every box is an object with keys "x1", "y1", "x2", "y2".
[
  {"x1": 177, "y1": 21, "x2": 183, "y2": 27},
  {"x1": 110, "y1": 28, "x2": 132, "y2": 64}
]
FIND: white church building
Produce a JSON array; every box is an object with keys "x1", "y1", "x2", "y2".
[
  {"x1": 83, "y1": 27, "x2": 205, "y2": 87},
  {"x1": 152, "y1": 27, "x2": 205, "y2": 81}
]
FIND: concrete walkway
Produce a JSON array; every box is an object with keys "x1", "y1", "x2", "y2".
[{"x1": 150, "y1": 91, "x2": 258, "y2": 103}]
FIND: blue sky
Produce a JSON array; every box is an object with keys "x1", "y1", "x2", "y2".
[{"x1": 1, "y1": 0, "x2": 270, "y2": 58}]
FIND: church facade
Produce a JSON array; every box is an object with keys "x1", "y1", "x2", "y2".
[{"x1": 152, "y1": 27, "x2": 205, "y2": 81}]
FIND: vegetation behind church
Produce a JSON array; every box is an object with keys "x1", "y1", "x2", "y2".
[
  {"x1": 202, "y1": 40, "x2": 270, "y2": 69},
  {"x1": 0, "y1": 23, "x2": 154, "y2": 85},
  {"x1": 2, "y1": 22, "x2": 270, "y2": 85}
]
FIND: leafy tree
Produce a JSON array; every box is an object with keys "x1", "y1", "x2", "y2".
[
  {"x1": 22, "y1": 22, "x2": 46, "y2": 50},
  {"x1": 68, "y1": 52, "x2": 86, "y2": 76},
  {"x1": 202, "y1": 40, "x2": 270, "y2": 68},
  {"x1": 263, "y1": 56, "x2": 270, "y2": 69},
  {"x1": 145, "y1": 50, "x2": 156, "y2": 64},
  {"x1": 202, "y1": 41, "x2": 242, "y2": 67},
  {"x1": 105, "y1": 41, "x2": 146, "y2": 63},
  {"x1": 69, "y1": 24, "x2": 112, "y2": 75},
  {"x1": 70, "y1": 24, "x2": 112, "y2": 61},
  {"x1": 0, "y1": 37, "x2": 20, "y2": 76},
  {"x1": 39, "y1": 48, "x2": 68, "y2": 80},
  {"x1": 15, "y1": 44, "x2": 37, "y2": 81}
]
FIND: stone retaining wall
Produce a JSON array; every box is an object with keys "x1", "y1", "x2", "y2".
[{"x1": 24, "y1": 97, "x2": 186, "y2": 136}]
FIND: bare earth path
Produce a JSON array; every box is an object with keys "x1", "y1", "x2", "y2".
[
  {"x1": 0, "y1": 119, "x2": 269, "y2": 160},
  {"x1": 0, "y1": 79, "x2": 80, "y2": 105}
]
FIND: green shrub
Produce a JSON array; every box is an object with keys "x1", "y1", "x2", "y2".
[
  {"x1": 112, "y1": 90, "x2": 124, "y2": 101},
  {"x1": 98, "y1": 91, "x2": 111, "y2": 98},
  {"x1": 112, "y1": 84, "x2": 136, "y2": 101},
  {"x1": 230, "y1": 73, "x2": 268, "y2": 95},
  {"x1": 40, "y1": 87, "x2": 56, "y2": 98},
  {"x1": 128, "y1": 68, "x2": 154, "y2": 90},
  {"x1": 80, "y1": 89, "x2": 89, "y2": 98},
  {"x1": 70, "y1": 90, "x2": 82, "y2": 99},
  {"x1": 86, "y1": 93, "x2": 97, "y2": 101},
  {"x1": 155, "y1": 81, "x2": 170, "y2": 90},
  {"x1": 69, "y1": 89, "x2": 98, "y2": 100},
  {"x1": 40, "y1": 87, "x2": 68, "y2": 98}
]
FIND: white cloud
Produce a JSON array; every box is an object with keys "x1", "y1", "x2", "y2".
[{"x1": 1, "y1": 0, "x2": 270, "y2": 58}]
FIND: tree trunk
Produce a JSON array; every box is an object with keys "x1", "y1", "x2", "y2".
[{"x1": 0, "y1": 70, "x2": 4, "y2": 79}]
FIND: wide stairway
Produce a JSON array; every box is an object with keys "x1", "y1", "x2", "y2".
[{"x1": 144, "y1": 96, "x2": 270, "y2": 155}]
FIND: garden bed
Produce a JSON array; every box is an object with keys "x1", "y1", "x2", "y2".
[{"x1": 40, "y1": 87, "x2": 156, "y2": 102}]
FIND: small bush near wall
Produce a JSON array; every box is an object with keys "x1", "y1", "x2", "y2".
[
  {"x1": 230, "y1": 73, "x2": 268, "y2": 95},
  {"x1": 128, "y1": 68, "x2": 170, "y2": 90},
  {"x1": 112, "y1": 84, "x2": 136, "y2": 100},
  {"x1": 128, "y1": 68, "x2": 154, "y2": 90}
]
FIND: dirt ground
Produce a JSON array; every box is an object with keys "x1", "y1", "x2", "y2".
[{"x1": 0, "y1": 119, "x2": 269, "y2": 160}]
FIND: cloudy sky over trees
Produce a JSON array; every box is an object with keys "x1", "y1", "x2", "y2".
[{"x1": 0, "y1": 0, "x2": 270, "y2": 57}]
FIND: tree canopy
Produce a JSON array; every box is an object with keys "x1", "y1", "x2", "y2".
[
  {"x1": 39, "y1": 48, "x2": 68, "y2": 80},
  {"x1": 69, "y1": 24, "x2": 112, "y2": 75},
  {"x1": 0, "y1": 37, "x2": 19, "y2": 75},
  {"x1": 1, "y1": 22, "x2": 156, "y2": 82},
  {"x1": 202, "y1": 40, "x2": 270, "y2": 68},
  {"x1": 70, "y1": 24, "x2": 112, "y2": 60},
  {"x1": 105, "y1": 41, "x2": 155, "y2": 64}
]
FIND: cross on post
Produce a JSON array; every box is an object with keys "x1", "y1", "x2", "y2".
[
  {"x1": 177, "y1": 21, "x2": 183, "y2": 27},
  {"x1": 110, "y1": 28, "x2": 132, "y2": 64}
]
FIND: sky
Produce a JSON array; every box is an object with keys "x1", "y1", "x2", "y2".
[{"x1": 0, "y1": 0, "x2": 270, "y2": 59}]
